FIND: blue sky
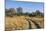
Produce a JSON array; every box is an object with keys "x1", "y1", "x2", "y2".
[{"x1": 5, "y1": 0, "x2": 44, "y2": 13}]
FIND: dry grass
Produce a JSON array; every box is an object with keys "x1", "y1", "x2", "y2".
[
  {"x1": 5, "y1": 16, "x2": 44, "y2": 31},
  {"x1": 5, "y1": 16, "x2": 29, "y2": 31}
]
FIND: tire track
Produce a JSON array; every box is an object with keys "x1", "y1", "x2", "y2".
[
  {"x1": 30, "y1": 19, "x2": 41, "y2": 28},
  {"x1": 25, "y1": 18, "x2": 41, "y2": 29},
  {"x1": 26, "y1": 18, "x2": 32, "y2": 29}
]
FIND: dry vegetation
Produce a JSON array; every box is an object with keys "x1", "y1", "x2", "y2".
[
  {"x1": 5, "y1": 15, "x2": 44, "y2": 31},
  {"x1": 5, "y1": 4, "x2": 44, "y2": 31}
]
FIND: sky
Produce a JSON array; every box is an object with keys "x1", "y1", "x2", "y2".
[{"x1": 5, "y1": 0, "x2": 44, "y2": 13}]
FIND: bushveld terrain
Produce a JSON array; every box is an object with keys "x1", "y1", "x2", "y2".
[
  {"x1": 5, "y1": 1, "x2": 44, "y2": 31},
  {"x1": 5, "y1": 15, "x2": 44, "y2": 31},
  {"x1": 5, "y1": 8, "x2": 44, "y2": 31}
]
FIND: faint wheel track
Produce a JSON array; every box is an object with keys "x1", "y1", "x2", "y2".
[
  {"x1": 25, "y1": 18, "x2": 41, "y2": 29},
  {"x1": 30, "y1": 19, "x2": 41, "y2": 28},
  {"x1": 26, "y1": 19, "x2": 32, "y2": 29}
]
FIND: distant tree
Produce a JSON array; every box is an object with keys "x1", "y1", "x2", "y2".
[
  {"x1": 9, "y1": 8, "x2": 16, "y2": 15},
  {"x1": 29, "y1": 10, "x2": 44, "y2": 17},
  {"x1": 25, "y1": 12, "x2": 30, "y2": 15},
  {"x1": 29, "y1": 12, "x2": 36, "y2": 17},
  {"x1": 35, "y1": 10, "x2": 41, "y2": 16},
  {"x1": 16, "y1": 7, "x2": 23, "y2": 14},
  {"x1": 41, "y1": 13, "x2": 44, "y2": 17},
  {"x1": 5, "y1": 8, "x2": 16, "y2": 16},
  {"x1": 5, "y1": 9, "x2": 9, "y2": 13},
  {"x1": 5, "y1": 9, "x2": 9, "y2": 16}
]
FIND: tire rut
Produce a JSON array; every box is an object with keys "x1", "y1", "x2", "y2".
[
  {"x1": 25, "y1": 18, "x2": 41, "y2": 29},
  {"x1": 30, "y1": 19, "x2": 41, "y2": 28}
]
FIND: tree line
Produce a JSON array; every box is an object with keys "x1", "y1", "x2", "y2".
[{"x1": 5, "y1": 7, "x2": 44, "y2": 17}]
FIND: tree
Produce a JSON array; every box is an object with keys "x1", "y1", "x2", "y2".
[
  {"x1": 29, "y1": 10, "x2": 44, "y2": 17},
  {"x1": 16, "y1": 7, "x2": 23, "y2": 14},
  {"x1": 9, "y1": 8, "x2": 16, "y2": 15},
  {"x1": 5, "y1": 8, "x2": 16, "y2": 16},
  {"x1": 5, "y1": 9, "x2": 9, "y2": 13},
  {"x1": 35, "y1": 10, "x2": 41, "y2": 15}
]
